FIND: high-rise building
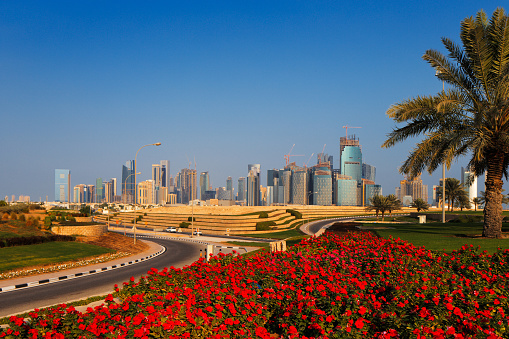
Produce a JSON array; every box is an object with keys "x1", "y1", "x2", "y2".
[
  {"x1": 237, "y1": 177, "x2": 246, "y2": 204},
  {"x1": 160, "y1": 160, "x2": 169, "y2": 188},
  {"x1": 226, "y1": 176, "x2": 233, "y2": 200},
  {"x1": 461, "y1": 166, "x2": 478, "y2": 202},
  {"x1": 152, "y1": 161, "x2": 169, "y2": 204},
  {"x1": 122, "y1": 160, "x2": 135, "y2": 204},
  {"x1": 55, "y1": 169, "x2": 71, "y2": 202},
  {"x1": 200, "y1": 172, "x2": 210, "y2": 200},
  {"x1": 397, "y1": 175, "x2": 428, "y2": 205},
  {"x1": 138, "y1": 180, "x2": 155, "y2": 205},
  {"x1": 311, "y1": 164, "x2": 332, "y2": 206},
  {"x1": 341, "y1": 145, "x2": 362, "y2": 184},
  {"x1": 111, "y1": 178, "x2": 117, "y2": 197},
  {"x1": 291, "y1": 169, "x2": 307, "y2": 205},
  {"x1": 179, "y1": 168, "x2": 197, "y2": 204},
  {"x1": 339, "y1": 135, "x2": 360, "y2": 173},
  {"x1": 364, "y1": 184, "x2": 382, "y2": 206},
  {"x1": 95, "y1": 178, "x2": 104, "y2": 203},
  {"x1": 247, "y1": 164, "x2": 261, "y2": 206},
  {"x1": 362, "y1": 164, "x2": 376, "y2": 182},
  {"x1": 336, "y1": 177, "x2": 359, "y2": 206}
]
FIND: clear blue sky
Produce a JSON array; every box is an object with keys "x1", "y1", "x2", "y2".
[{"x1": 0, "y1": 1, "x2": 504, "y2": 202}]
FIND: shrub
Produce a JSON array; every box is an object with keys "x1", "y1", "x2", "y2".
[
  {"x1": 2, "y1": 212, "x2": 9, "y2": 220},
  {"x1": 44, "y1": 216, "x2": 52, "y2": 227},
  {"x1": 10, "y1": 212, "x2": 17, "y2": 220},
  {"x1": 256, "y1": 220, "x2": 276, "y2": 231},
  {"x1": 18, "y1": 214, "x2": 26, "y2": 221},
  {"x1": 187, "y1": 216, "x2": 196, "y2": 222},
  {"x1": 258, "y1": 211, "x2": 269, "y2": 218},
  {"x1": 25, "y1": 218, "x2": 33, "y2": 227},
  {"x1": 286, "y1": 209, "x2": 302, "y2": 219},
  {"x1": 179, "y1": 221, "x2": 190, "y2": 228}
]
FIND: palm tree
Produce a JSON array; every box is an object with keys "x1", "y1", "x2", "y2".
[
  {"x1": 382, "y1": 8, "x2": 509, "y2": 238},
  {"x1": 366, "y1": 195, "x2": 390, "y2": 221},
  {"x1": 444, "y1": 178, "x2": 466, "y2": 212},
  {"x1": 456, "y1": 193, "x2": 471, "y2": 211},
  {"x1": 386, "y1": 194, "x2": 402, "y2": 216},
  {"x1": 411, "y1": 198, "x2": 429, "y2": 212},
  {"x1": 472, "y1": 197, "x2": 483, "y2": 211}
]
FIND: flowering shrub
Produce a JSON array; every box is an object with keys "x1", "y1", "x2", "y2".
[{"x1": 1, "y1": 232, "x2": 508, "y2": 338}]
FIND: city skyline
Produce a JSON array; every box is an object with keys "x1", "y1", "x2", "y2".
[{"x1": 1, "y1": 1, "x2": 503, "y2": 201}]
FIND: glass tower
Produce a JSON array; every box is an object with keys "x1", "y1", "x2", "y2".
[{"x1": 55, "y1": 169, "x2": 71, "y2": 202}]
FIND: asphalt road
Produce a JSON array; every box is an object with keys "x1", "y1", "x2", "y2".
[{"x1": 0, "y1": 238, "x2": 203, "y2": 318}]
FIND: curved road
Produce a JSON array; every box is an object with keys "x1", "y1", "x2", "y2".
[{"x1": 0, "y1": 238, "x2": 203, "y2": 318}]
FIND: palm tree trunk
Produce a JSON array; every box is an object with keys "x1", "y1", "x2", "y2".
[{"x1": 483, "y1": 153, "x2": 505, "y2": 238}]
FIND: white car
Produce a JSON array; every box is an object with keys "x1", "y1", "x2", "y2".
[
  {"x1": 193, "y1": 230, "x2": 202, "y2": 236},
  {"x1": 165, "y1": 227, "x2": 177, "y2": 233}
]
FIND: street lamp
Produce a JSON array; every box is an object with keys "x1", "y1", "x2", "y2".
[{"x1": 134, "y1": 143, "x2": 161, "y2": 244}]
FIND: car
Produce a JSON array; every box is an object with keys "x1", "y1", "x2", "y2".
[
  {"x1": 165, "y1": 227, "x2": 177, "y2": 233},
  {"x1": 193, "y1": 230, "x2": 202, "y2": 236}
]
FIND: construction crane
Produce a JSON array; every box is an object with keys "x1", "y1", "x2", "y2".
[
  {"x1": 304, "y1": 153, "x2": 314, "y2": 168},
  {"x1": 342, "y1": 125, "x2": 362, "y2": 138},
  {"x1": 284, "y1": 144, "x2": 304, "y2": 167}
]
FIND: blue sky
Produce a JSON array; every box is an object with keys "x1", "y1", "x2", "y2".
[{"x1": 0, "y1": 1, "x2": 504, "y2": 202}]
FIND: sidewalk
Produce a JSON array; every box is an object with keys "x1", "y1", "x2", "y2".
[{"x1": 0, "y1": 240, "x2": 163, "y2": 292}]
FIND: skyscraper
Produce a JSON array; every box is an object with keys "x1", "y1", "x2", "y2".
[
  {"x1": 122, "y1": 160, "x2": 135, "y2": 204},
  {"x1": 291, "y1": 168, "x2": 307, "y2": 205},
  {"x1": 461, "y1": 166, "x2": 478, "y2": 202},
  {"x1": 95, "y1": 178, "x2": 104, "y2": 203},
  {"x1": 179, "y1": 168, "x2": 197, "y2": 204},
  {"x1": 226, "y1": 176, "x2": 233, "y2": 200},
  {"x1": 311, "y1": 164, "x2": 332, "y2": 206},
  {"x1": 238, "y1": 177, "x2": 246, "y2": 204},
  {"x1": 397, "y1": 175, "x2": 428, "y2": 205},
  {"x1": 247, "y1": 164, "x2": 261, "y2": 206},
  {"x1": 200, "y1": 172, "x2": 210, "y2": 200},
  {"x1": 55, "y1": 169, "x2": 71, "y2": 202}
]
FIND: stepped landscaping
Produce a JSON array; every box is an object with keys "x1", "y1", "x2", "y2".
[{"x1": 1, "y1": 229, "x2": 508, "y2": 338}]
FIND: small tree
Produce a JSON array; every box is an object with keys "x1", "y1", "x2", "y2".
[
  {"x1": 411, "y1": 198, "x2": 429, "y2": 212},
  {"x1": 472, "y1": 197, "x2": 482, "y2": 211},
  {"x1": 366, "y1": 195, "x2": 390, "y2": 221},
  {"x1": 456, "y1": 194, "x2": 471, "y2": 211},
  {"x1": 386, "y1": 194, "x2": 402, "y2": 217}
]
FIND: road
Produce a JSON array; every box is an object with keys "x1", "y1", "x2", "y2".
[{"x1": 0, "y1": 238, "x2": 203, "y2": 318}]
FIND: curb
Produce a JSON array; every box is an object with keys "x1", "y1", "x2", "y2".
[{"x1": 0, "y1": 246, "x2": 165, "y2": 294}]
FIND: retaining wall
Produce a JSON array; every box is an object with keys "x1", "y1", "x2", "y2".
[{"x1": 52, "y1": 224, "x2": 108, "y2": 236}]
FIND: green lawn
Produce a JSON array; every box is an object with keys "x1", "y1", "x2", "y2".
[
  {"x1": 0, "y1": 242, "x2": 115, "y2": 273},
  {"x1": 372, "y1": 222, "x2": 509, "y2": 253}
]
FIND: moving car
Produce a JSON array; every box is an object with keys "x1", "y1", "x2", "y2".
[
  {"x1": 165, "y1": 227, "x2": 177, "y2": 233},
  {"x1": 193, "y1": 230, "x2": 202, "y2": 236}
]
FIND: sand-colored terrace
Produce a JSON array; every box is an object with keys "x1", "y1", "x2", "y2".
[{"x1": 95, "y1": 205, "x2": 418, "y2": 235}]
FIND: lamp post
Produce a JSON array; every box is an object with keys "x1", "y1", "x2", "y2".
[
  {"x1": 123, "y1": 171, "x2": 140, "y2": 236},
  {"x1": 134, "y1": 143, "x2": 161, "y2": 244}
]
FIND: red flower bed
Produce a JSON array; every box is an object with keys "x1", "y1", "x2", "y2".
[{"x1": 1, "y1": 232, "x2": 508, "y2": 338}]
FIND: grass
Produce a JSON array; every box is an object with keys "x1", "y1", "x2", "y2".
[
  {"x1": 372, "y1": 222, "x2": 509, "y2": 253},
  {"x1": 238, "y1": 221, "x2": 307, "y2": 239},
  {"x1": 0, "y1": 242, "x2": 115, "y2": 273}
]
